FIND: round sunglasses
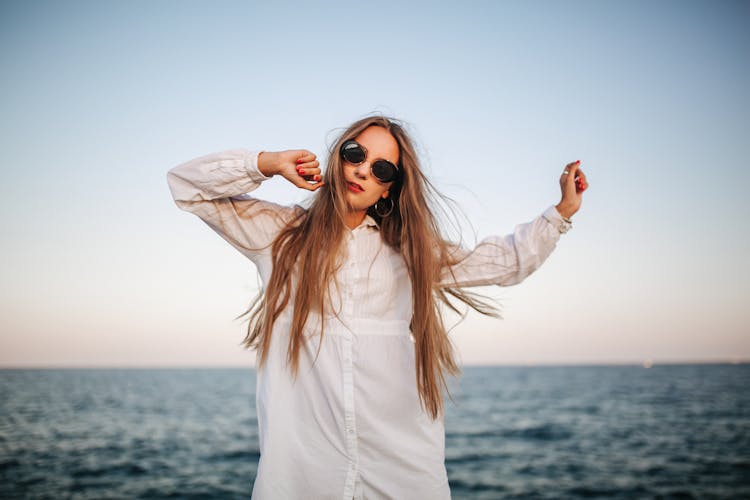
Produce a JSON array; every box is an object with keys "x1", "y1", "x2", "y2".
[{"x1": 339, "y1": 139, "x2": 400, "y2": 183}]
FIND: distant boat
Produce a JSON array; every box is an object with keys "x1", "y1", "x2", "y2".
[{"x1": 642, "y1": 359, "x2": 654, "y2": 369}]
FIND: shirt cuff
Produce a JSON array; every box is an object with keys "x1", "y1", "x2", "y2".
[
  {"x1": 542, "y1": 205, "x2": 572, "y2": 234},
  {"x1": 243, "y1": 149, "x2": 273, "y2": 183}
]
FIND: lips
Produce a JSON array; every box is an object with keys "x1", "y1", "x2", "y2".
[{"x1": 347, "y1": 181, "x2": 364, "y2": 193}]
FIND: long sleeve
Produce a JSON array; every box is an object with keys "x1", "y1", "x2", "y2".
[
  {"x1": 439, "y1": 205, "x2": 571, "y2": 288},
  {"x1": 166, "y1": 148, "x2": 301, "y2": 264}
]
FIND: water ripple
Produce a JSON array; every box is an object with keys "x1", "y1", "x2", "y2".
[{"x1": 1, "y1": 365, "x2": 749, "y2": 499}]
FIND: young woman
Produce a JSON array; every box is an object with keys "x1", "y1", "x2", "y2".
[{"x1": 166, "y1": 114, "x2": 588, "y2": 499}]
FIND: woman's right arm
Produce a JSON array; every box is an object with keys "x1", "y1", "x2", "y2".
[{"x1": 166, "y1": 148, "x2": 322, "y2": 262}]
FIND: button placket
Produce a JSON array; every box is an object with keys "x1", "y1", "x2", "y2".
[
  {"x1": 344, "y1": 234, "x2": 359, "y2": 308},
  {"x1": 341, "y1": 333, "x2": 359, "y2": 499}
]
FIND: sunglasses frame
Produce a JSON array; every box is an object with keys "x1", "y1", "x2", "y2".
[{"x1": 339, "y1": 139, "x2": 400, "y2": 183}]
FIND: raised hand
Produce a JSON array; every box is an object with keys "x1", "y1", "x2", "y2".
[
  {"x1": 555, "y1": 160, "x2": 588, "y2": 219},
  {"x1": 257, "y1": 150, "x2": 325, "y2": 191}
]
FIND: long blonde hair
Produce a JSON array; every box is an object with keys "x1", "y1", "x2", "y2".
[{"x1": 238, "y1": 114, "x2": 499, "y2": 420}]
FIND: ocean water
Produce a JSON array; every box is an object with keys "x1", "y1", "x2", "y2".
[{"x1": 1, "y1": 365, "x2": 748, "y2": 499}]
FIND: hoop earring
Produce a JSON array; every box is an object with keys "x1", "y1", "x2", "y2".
[{"x1": 374, "y1": 197, "x2": 394, "y2": 218}]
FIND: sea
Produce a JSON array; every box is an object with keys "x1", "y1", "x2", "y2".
[{"x1": 1, "y1": 364, "x2": 748, "y2": 499}]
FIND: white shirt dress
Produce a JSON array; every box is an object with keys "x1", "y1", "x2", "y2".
[{"x1": 166, "y1": 149, "x2": 571, "y2": 500}]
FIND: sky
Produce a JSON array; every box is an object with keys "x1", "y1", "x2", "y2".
[{"x1": 0, "y1": 0, "x2": 748, "y2": 368}]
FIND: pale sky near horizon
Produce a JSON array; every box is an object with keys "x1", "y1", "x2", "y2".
[{"x1": 1, "y1": 0, "x2": 748, "y2": 368}]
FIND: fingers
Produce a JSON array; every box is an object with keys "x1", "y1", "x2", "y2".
[
  {"x1": 295, "y1": 153, "x2": 322, "y2": 180},
  {"x1": 294, "y1": 179, "x2": 325, "y2": 191},
  {"x1": 296, "y1": 159, "x2": 319, "y2": 169},
  {"x1": 561, "y1": 160, "x2": 588, "y2": 192},
  {"x1": 563, "y1": 160, "x2": 580, "y2": 177},
  {"x1": 560, "y1": 160, "x2": 579, "y2": 188},
  {"x1": 576, "y1": 169, "x2": 588, "y2": 192},
  {"x1": 279, "y1": 150, "x2": 324, "y2": 190},
  {"x1": 574, "y1": 166, "x2": 588, "y2": 192},
  {"x1": 296, "y1": 163, "x2": 322, "y2": 181},
  {"x1": 288, "y1": 170, "x2": 324, "y2": 190},
  {"x1": 295, "y1": 151, "x2": 316, "y2": 164}
]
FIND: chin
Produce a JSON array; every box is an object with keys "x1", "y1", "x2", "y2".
[{"x1": 344, "y1": 194, "x2": 371, "y2": 211}]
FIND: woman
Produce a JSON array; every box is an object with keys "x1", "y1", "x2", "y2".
[{"x1": 166, "y1": 114, "x2": 588, "y2": 499}]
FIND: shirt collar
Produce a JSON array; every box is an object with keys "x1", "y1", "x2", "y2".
[
  {"x1": 363, "y1": 214, "x2": 379, "y2": 229},
  {"x1": 352, "y1": 214, "x2": 380, "y2": 231}
]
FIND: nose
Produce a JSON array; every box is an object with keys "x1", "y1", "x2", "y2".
[{"x1": 353, "y1": 162, "x2": 370, "y2": 179}]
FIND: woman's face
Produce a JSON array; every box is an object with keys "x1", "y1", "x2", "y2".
[{"x1": 343, "y1": 125, "x2": 400, "y2": 214}]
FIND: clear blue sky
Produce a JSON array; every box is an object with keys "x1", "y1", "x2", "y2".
[{"x1": 1, "y1": 0, "x2": 748, "y2": 367}]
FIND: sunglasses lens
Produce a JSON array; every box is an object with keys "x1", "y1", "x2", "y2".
[
  {"x1": 372, "y1": 160, "x2": 398, "y2": 182},
  {"x1": 341, "y1": 141, "x2": 366, "y2": 164}
]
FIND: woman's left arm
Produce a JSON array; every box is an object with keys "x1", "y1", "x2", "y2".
[{"x1": 439, "y1": 160, "x2": 588, "y2": 288}]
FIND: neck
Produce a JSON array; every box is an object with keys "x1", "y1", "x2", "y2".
[{"x1": 345, "y1": 210, "x2": 366, "y2": 230}]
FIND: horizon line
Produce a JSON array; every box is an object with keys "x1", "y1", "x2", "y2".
[{"x1": 1, "y1": 359, "x2": 747, "y2": 370}]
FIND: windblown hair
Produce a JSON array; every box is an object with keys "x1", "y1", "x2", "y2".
[{"x1": 237, "y1": 114, "x2": 499, "y2": 420}]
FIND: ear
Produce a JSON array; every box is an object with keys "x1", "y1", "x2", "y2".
[{"x1": 381, "y1": 190, "x2": 389, "y2": 199}]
